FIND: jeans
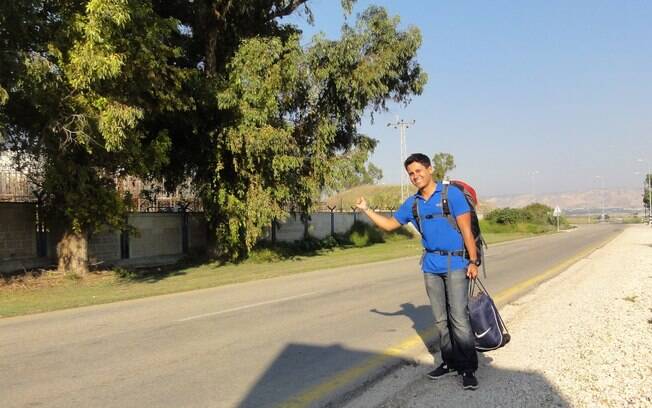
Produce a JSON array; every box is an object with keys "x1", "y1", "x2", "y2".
[{"x1": 423, "y1": 270, "x2": 478, "y2": 373}]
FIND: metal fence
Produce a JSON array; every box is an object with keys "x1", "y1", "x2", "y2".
[
  {"x1": 0, "y1": 167, "x2": 202, "y2": 212},
  {"x1": 0, "y1": 166, "x2": 35, "y2": 202},
  {"x1": 115, "y1": 176, "x2": 202, "y2": 212}
]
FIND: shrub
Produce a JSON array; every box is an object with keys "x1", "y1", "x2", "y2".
[
  {"x1": 114, "y1": 267, "x2": 139, "y2": 280},
  {"x1": 293, "y1": 237, "x2": 323, "y2": 252},
  {"x1": 522, "y1": 203, "x2": 554, "y2": 225},
  {"x1": 249, "y1": 248, "x2": 283, "y2": 263},
  {"x1": 319, "y1": 235, "x2": 339, "y2": 248},
  {"x1": 485, "y1": 208, "x2": 524, "y2": 225},
  {"x1": 347, "y1": 221, "x2": 384, "y2": 247}
]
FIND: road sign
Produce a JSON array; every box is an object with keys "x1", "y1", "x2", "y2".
[{"x1": 553, "y1": 206, "x2": 561, "y2": 217}]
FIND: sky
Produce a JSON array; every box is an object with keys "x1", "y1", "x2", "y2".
[{"x1": 285, "y1": 0, "x2": 652, "y2": 196}]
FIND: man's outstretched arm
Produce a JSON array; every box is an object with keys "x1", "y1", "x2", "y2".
[{"x1": 355, "y1": 197, "x2": 402, "y2": 232}]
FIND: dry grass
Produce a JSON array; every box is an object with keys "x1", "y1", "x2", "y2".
[
  {"x1": 0, "y1": 238, "x2": 423, "y2": 318},
  {"x1": 324, "y1": 184, "x2": 410, "y2": 210},
  {"x1": 0, "y1": 269, "x2": 112, "y2": 292}
]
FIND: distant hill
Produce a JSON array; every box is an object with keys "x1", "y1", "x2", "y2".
[
  {"x1": 484, "y1": 189, "x2": 645, "y2": 212},
  {"x1": 324, "y1": 185, "x2": 646, "y2": 214}
]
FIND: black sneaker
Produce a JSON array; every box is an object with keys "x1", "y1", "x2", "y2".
[
  {"x1": 462, "y1": 371, "x2": 479, "y2": 390},
  {"x1": 426, "y1": 363, "x2": 456, "y2": 380}
]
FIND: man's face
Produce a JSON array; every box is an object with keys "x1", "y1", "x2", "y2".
[{"x1": 406, "y1": 162, "x2": 434, "y2": 189}]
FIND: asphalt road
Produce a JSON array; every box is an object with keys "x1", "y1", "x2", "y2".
[{"x1": 0, "y1": 224, "x2": 624, "y2": 408}]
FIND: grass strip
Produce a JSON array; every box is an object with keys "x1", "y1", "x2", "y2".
[
  {"x1": 0, "y1": 231, "x2": 545, "y2": 318},
  {"x1": 2, "y1": 238, "x2": 423, "y2": 318}
]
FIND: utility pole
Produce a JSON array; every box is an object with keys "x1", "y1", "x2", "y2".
[{"x1": 387, "y1": 117, "x2": 415, "y2": 202}]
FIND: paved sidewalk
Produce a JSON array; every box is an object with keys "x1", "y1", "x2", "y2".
[{"x1": 343, "y1": 225, "x2": 652, "y2": 408}]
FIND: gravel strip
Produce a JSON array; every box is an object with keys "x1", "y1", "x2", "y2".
[{"x1": 343, "y1": 225, "x2": 652, "y2": 408}]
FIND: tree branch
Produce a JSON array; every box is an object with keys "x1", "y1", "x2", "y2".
[
  {"x1": 269, "y1": 0, "x2": 309, "y2": 20},
  {"x1": 212, "y1": 0, "x2": 233, "y2": 21}
]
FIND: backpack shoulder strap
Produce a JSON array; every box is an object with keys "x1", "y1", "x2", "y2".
[
  {"x1": 441, "y1": 182, "x2": 460, "y2": 233},
  {"x1": 411, "y1": 196, "x2": 422, "y2": 235}
]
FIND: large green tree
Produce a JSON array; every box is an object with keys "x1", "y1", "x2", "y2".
[
  {"x1": 155, "y1": 2, "x2": 426, "y2": 259},
  {"x1": 1, "y1": 0, "x2": 426, "y2": 270},
  {"x1": 0, "y1": 0, "x2": 192, "y2": 274}
]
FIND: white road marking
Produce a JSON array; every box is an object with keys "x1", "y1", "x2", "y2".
[{"x1": 176, "y1": 291, "x2": 320, "y2": 322}]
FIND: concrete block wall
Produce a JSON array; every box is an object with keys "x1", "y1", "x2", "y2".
[
  {"x1": 0, "y1": 203, "x2": 36, "y2": 260},
  {"x1": 273, "y1": 213, "x2": 306, "y2": 242},
  {"x1": 271, "y1": 211, "x2": 395, "y2": 242},
  {"x1": 128, "y1": 213, "x2": 183, "y2": 259},
  {"x1": 0, "y1": 205, "x2": 396, "y2": 273},
  {"x1": 188, "y1": 214, "x2": 207, "y2": 250},
  {"x1": 88, "y1": 230, "x2": 121, "y2": 263},
  {"x1": 307, "y1": 213, "x2": 332, "y2": 239}
]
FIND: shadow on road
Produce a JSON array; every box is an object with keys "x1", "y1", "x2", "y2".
[
  {"x1": 237, "y1": 302, "x2": 564, "y2": 407},
  {"x1": 370, "y1": 303, "x2": 434, "y2": 350},
  {"x1": 236, "y1": 341, "x2": 569, "y2": 408},
  {"x1": 236, "y1": 343, "x2": 381, "y2": 408},
  {"x1": 370, "y1": 301, "x2": 493, "y2": 363}
]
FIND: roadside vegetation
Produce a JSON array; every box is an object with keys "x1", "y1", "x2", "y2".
[{"x1": 482, "y1": 203, "x2": 570, "y2": 233}]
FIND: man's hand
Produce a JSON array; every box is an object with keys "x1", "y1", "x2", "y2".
[
  {"x1": 354, "y1": 197, "x2": 401, "y2": 232},
  {"x1": 466, "y1": 263, "x2": 478, "y2": 280},
  {"x1": 355, "y1": 197, "x2": 368, "y2": 211}
]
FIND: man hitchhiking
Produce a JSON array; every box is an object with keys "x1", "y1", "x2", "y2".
[{"x1": 355, "y1": 153, "x2": 480, "y2": 390}]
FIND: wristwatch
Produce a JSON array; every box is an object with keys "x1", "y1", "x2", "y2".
[{"x1": 470, "y1": 259, "x2": 481, "y2": 267}]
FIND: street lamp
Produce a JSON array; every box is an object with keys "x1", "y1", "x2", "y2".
[
  {"x1": 387, "y1": 117, "x2": 415, "y2": 202},
  {"x1": 637, "y1": 158, "x2": 652, "y2": 226}
]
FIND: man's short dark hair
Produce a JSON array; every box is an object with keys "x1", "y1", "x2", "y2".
[{"x1": 404, "y1": 153, "x2": 431, "y2": 169}]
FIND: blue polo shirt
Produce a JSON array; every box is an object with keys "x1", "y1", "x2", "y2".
[{"x1": 394, "y1": 183, "x2": 470, "y2": 274}]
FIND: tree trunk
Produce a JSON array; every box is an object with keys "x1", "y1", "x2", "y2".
[
  {"x1": 205, "y1": 26, "x2": 218, "y2": 75},
  {"x1": 57, "y1": 231, "x2": 89, "y2": 276}
]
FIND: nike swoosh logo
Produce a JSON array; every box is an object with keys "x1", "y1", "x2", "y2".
[{"x1": 475, "y1": 327, "x2": 492, "y2": 338}]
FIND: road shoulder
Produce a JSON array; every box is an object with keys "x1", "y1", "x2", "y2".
[{"x1": 342, "y1": 225, "x2": 652, "y2": 408}]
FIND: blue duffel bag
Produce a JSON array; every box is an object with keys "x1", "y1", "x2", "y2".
[{"x1": 468, "y1": 278, "x2": 510, "y2": 352}]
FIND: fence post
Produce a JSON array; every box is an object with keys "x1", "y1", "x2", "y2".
[
  {"x1": 178, "y1": 202, "x2": 190, "y2": 254},
  {"x1": 271, "y1": 218, "x2": 277, "y2": 243},
  {"x1": 35, "y1": 192, "x2": 47, "y2": 257},
  {"x1": 120, "y1": 216, "x2": 130, "y2": 259},
  {"x1": 351, "y1": 206, "x2": 358, "y2": 223},
  {"x1": 327, "y1": 206, "x2": 336, "y2": 236},
  {"x1": 182, "y1": 212, "x2": 189, "y2": 254}
]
